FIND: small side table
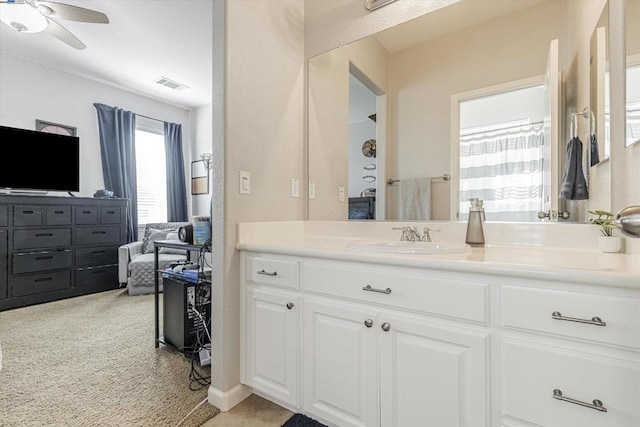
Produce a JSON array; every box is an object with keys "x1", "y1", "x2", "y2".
[{"x1": 153, "y1": 239, "x2": 210, "y2": 348}]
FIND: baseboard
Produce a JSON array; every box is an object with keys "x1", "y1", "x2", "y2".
[{"x1": 207, "y1": 384, "x2": 253, "y2": 412}]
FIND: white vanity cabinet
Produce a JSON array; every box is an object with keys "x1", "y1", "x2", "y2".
[
  {"x1": 499, "y1": 283, "x2": 640, "y2": 427},
  {"x1": 239, "y1": 248, "x2": 640, "y2": 427},
  {"x1": 302, "y1": 260, "x2": 490, "y2": 427},
  {"x1": 242, "y1": 255, "x2": 301, "y2": 408}
]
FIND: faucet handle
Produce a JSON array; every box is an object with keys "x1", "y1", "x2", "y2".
[{"x1": 392, "y1": 226, "x2": 411, "y2": 241}]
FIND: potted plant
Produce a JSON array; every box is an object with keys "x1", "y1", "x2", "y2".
[{"x1": 588, "y1": 210, "x2": 622, "y2": 252}]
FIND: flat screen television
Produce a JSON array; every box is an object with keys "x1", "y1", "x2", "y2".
[{"x1": 0, "y1": 125, "x2": 80, "y2": 193}]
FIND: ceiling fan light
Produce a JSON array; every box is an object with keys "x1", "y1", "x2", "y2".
[{"x1": 0, "y1": 3, "x2": 47, "y2": 33}]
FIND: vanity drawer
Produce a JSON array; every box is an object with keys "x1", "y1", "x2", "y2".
[
  {"x1": 501, "y1": 286, "x2": 640, "y2": 349},
  {"x1": 502, "y1": 339, "x2": 640, "y2": 427},
  {"x1": 246, "y1": 255, "x2": 299, "y2": 290},
  {"x1": 0, "y1": 205, "x2": 8, "y2": 226},
  {"x1": 303, "y1": 261, "x2": 488, "y2": 323}
]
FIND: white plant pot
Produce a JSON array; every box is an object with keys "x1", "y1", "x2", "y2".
[{"x1": 598, "y1": 236, "x2": 622, "y2": 253}]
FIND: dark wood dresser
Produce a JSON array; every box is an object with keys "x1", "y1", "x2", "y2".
[{"x1": 0, "y1": 195, "x2": 127, "y2": 311}]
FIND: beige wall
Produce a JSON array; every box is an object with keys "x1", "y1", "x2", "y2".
[
  {"x1": 212, "y1": 0, "x2": 305, "y2": 394},
  {"x1": 309, "y1": 36, "x2": 388, "y2": 219},
  {"x1": 388, "y1": 0, "x2": 566, "y2": 219}
]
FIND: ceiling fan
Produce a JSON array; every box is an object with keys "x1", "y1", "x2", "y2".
[{"x1": 0, "y1": 0, "x2": 109, "y2": 50}]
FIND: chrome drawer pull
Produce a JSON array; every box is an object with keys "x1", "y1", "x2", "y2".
[
  {"x1": 257, "y1": 269, "x2": 278, "y2": 277},
  {"x1": 552, "y1": 389, "x2": 607, "y2": 412},
  {"x1": 362, "y1": 285, "x2": 392, "y2": 294},
  {"x1": 551, "y1": 311, "x2": 606, "y2": 326},
  {"x1": 286, "y1": 302, "x2": 294, "y2": 310}
]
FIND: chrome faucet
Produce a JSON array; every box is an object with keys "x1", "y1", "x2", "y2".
[{"x1": 393, "y1": 226, "x2": 440, "y2": 242}]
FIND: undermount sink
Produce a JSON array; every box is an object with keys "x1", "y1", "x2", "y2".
[{"x1": 346, "y1": 240, "x2": 471, "y2": 254}]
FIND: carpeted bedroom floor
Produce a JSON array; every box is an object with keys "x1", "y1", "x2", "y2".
[{"x1": 0, "y1": 289, "x2": 220, "y2": 427}]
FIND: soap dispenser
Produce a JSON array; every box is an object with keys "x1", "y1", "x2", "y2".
[{"x1": 465, "y1": 198, "x2": 485, "y2": 247}]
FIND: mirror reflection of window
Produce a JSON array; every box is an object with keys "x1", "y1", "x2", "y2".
[{"x1": 458, "y1": 85, "x2": 545, "y2": 222}]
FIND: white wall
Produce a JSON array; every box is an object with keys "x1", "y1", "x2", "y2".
[{"x1": 0, "y1": 52, "x2": 192, "y2": 200}]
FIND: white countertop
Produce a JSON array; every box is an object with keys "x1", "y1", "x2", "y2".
[{"x1": 236, "y1": 221, "x2": 640, "y2": 290}]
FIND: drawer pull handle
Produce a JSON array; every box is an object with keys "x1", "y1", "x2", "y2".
[
  {"x1": 551, "y1": 311, "x2": 606, "y2": 326},
  {"x1": 54, "y1": 210, "x2": 64, "y2": 214},
  {"x1": 82, "y1": 211, "x2": 92, "y2": 214},
  {"x1": 35, "y1": 233, "x2": 53, "y2": 237},
  {"x1": 106, "y1": 210, "x2": 115, "y2": 214},
  {"x1": 362, "y1": 285, "x2": 392, "y2": 294},
  {"x1": 92, "y1": 231, "x2": 107, "y2": 235},
  {"x1": 92, "y1": 251, "x2": 107, "y2": 255},
  {"x1": 22, "y1": 210, "x2": 34, "y2": 214},
  {"x1": 35, "y1": 256, "x2": 54, "y2": 261},
  {"x1": 35, "y1": 277, "x2": 53, "y2": 283},
  {"x1": 364, "y1": 319, "x2": 373, "y2": 328},
  {"x1": 286, "y1": 302, "x2": 294, "y2": 310},
  {"x1": 257, "y1": 269, "x2": 278, "y2": 277},
  {"x1": 552, "y1": 389, "x2": 607, "y2": 412},
  {"x1": 381, "y1": 322, "x2": 391, "y2": 332}
]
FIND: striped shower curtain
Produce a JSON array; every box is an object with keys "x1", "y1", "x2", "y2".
[{"x1": 459, "y1": 125, "x2": 544, "y2": 222}]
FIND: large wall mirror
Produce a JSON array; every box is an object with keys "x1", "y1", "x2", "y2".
[{"x1": 308, "y1": 0, "x2": 618, "y2": 223}]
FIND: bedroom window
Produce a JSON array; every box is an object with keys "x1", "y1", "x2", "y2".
[{"x1": 135, "y1": 117, "x2": 167, "y2": 224}]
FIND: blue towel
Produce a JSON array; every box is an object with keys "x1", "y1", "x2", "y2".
[
  {"x1": 590, "y1": 134, "x2": 600, "y2": 166},
  {"x1": 559, "y1": 137, "x2": 589, "y2": 200}
]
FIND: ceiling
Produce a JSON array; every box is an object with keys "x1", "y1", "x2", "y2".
[{"x1": 0, "y1": 0, "x2": 213, "y2": 109}]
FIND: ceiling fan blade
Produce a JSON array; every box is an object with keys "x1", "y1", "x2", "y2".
[
  {"x1": 44, "y1": 17, "x2": 86, "y2": 50},
  {"x1": 36, "y1": 1, "x2": 109, "y2": 24}
]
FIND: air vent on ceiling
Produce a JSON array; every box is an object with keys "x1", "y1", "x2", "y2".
[{"x1": 153, "y1": 77, "x2": 189, "y2": 91}]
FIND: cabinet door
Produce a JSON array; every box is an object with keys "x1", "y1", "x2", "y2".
[
  {"x1": 379, "y1": 313, "x2": 489, "y2": 427},
  {"x1": 246, "y1": 286, "x2": 299, "y2": 408},
  {"x1": 303, "y1": 296, "x2": 378, "y2": 427}
]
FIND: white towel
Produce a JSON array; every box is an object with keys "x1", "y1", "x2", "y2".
[{"x1": 399, "y1": 177, "x2": 431, "y2": 220}]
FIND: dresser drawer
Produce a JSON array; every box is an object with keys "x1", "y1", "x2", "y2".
[
  {"x1": 75, "y1": 207, "x2": 98, "y2": 224},
  {"x1": 75, "y1": 246, "x2": 118, "y2": 267},
  {"x1": 75, "y1": 227, "x2": 121, "y2": 245},
  {"x1": 13, "y1": 205, "x2": 43, "y2": 226},
  {"x1": 246, "y1": 255, "x2": 299, "y2": 289},
  {"x1": 502, "y1": 339, "x2": 640, "y2": 427},
  {"x1": 501, "y1": 286, "x2": 640, "y2": 349},
  {"x1": 0, "y1": 205, "x2": 7, "y2": 226},
  {"x1": 46, "y1": 206, "x2": 72, "y2": 225},
  {"x1": 76, "y1": 265, "x2": 118, "y2": 287},
  {"x1": 303, "y1": 261, "x2": 488, "y2": 323},
  {"x1": 13, "y1": 228, "x2": 71, "y2": 250},
  {"x1": 13, "y1": 249, "x2": 72, "y2": 274},
  {"x1": 100, "y1": 206, "x2": 122, "y2": 224},
  {"x1": 11, "y1": 270, "x2": 71, "y2": 297}
]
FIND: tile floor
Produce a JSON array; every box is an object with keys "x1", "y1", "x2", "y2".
[{"x1": 200, "y1": 394, "x2": 293, "y2": 427}]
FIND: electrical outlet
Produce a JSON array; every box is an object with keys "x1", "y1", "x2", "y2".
[
  {"x1": 291, "y1": 179, "x2": 299, "y2": 197},
  {"x1": 309, "y1": 181, "x2": 316, "y2": 199},
  {"x1": 338, "y1": 186, "x2": 345, "y2": 202},
  {"x1": 239, "y1": 170, "x2": 250, "y2": 194}
]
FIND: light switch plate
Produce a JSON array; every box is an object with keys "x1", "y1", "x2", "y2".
[
  {"x1": 338, "y1": 186, "x2": 345, "y2": 202},
  {"x1": 239, "y1": 170, "x2": 250, "y2": 194},
  {"x1": 291, "y1": 179, "x2": 299, "y2": 197}
]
